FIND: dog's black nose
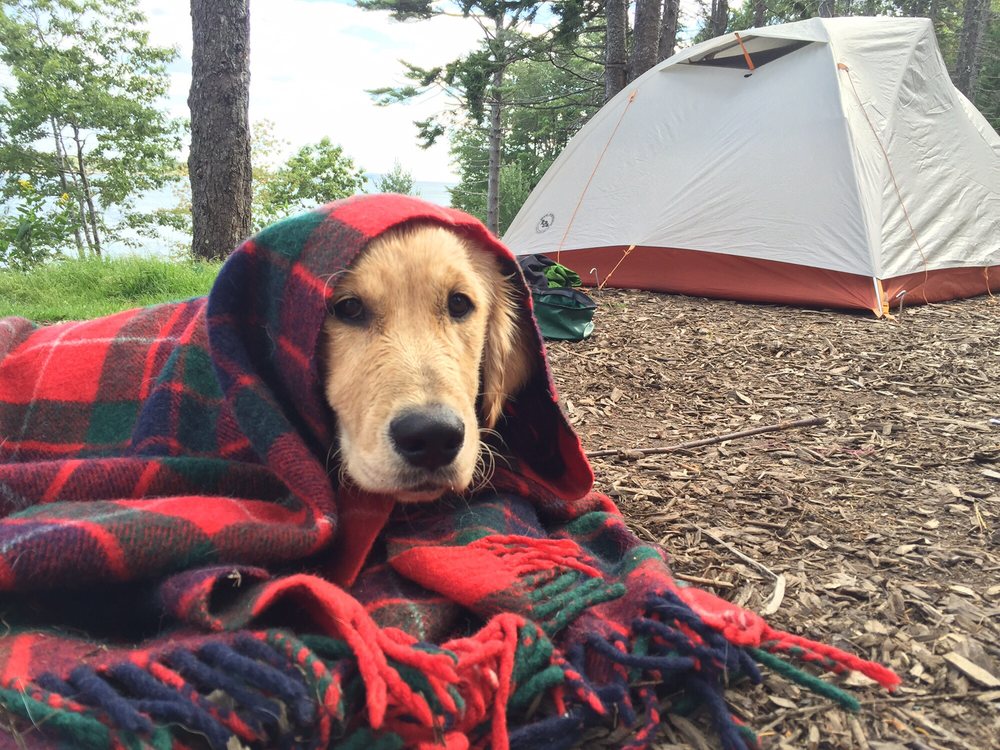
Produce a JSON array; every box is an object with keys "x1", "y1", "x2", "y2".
[{"x1": 390, "y1": 407, "x2": 465, "y2": 471}]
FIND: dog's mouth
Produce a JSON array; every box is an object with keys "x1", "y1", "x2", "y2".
[
  {"x1": 340, "y1": 448, "x2": 469, "y2": 503},
  {"x1": 392, "y1": 471, "x2": 463, "y2": 503}
]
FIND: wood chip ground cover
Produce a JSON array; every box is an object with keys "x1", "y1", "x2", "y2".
[{"x1": 544, "y1": 290, "x2": 1000, "y2": 750}]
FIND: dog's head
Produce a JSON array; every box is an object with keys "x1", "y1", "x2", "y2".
[{"x1": 321, "y1": 224, "x2": 533, "y2": 503}]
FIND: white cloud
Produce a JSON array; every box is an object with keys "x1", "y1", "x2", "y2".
[{"x1": 139, "y1": 0, "x2": 484, "y2": 182}]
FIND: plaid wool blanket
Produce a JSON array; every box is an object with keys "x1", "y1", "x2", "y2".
[{"x1": 0, "y1": 195, "x2": 899, "y2": 750}]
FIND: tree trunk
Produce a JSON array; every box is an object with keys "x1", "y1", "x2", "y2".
[
  {"x1": 818, "y1": 0, "x2": 835, "y2": 17},
  {"x1": 753, "y1": 0, "x2": 767, "y2": 27},
  {"x1": 955, "y1": 0, "x2": 990, "y2": 98},
  {"x1": 485, "y1": 14, "x2": 505, "y2": 235},
  {"x1": 605, "y1": 0, "x2": 628, "y2": 101},
  {"x1": 658, "y1": 0, "x2": 680, "y2": 61},
  {"x1": 51, "y1": 117, "x2": 84, "y2": 258},
  {"x1": 71, "y1": 124, "x2": 101, "y2": 257},
  {"x1": 486, "y1": 67, "x2": 503, "y2": 235},
  {"x1": 629, "y1": 0, "x2": 663, "y2": 81},
  {"x1": 710, "y1": 0, "x2": 729, "y2": 38},
  {"x1": 188, "y1": 0, "x2": 252, "y2": 260}
]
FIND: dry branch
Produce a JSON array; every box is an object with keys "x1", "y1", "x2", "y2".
[{"x1": 587, "y1": 416, "x2": 828, "y2": 459}]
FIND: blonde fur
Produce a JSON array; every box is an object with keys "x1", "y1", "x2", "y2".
[{"x1": 321, "y1": 224, "x2": 533, "y2": 503}]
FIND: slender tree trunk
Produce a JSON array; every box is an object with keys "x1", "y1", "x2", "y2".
[
  {"x1": 486, "y1": 68, "x2": 503, "y2": 235},
  {"x1": 65, "y1": 169, "x2": 95, "y2": 254},
  {"x1": 818, "y1": 0, "x2": 835, "y2": 17},
  {"x1": 955, "y1": 0, "x2": 990, "y2": 98},
  {"x1": 188, "y1": 0, "x2": 252, "y2": 260},
  {"x1": 605, "y1": 0, "x2": 628, "y2": 101},
  {"x1": 71, "y1": 124, "x2": 101, "y2": 257},
  {"x1": 50, "y1": 117, "x2": 84, "y2": 258},
  {"x1": 753, "y1": 0, "x2": 767, "y2": 27},
  {"x1": 658, "y1": 0, "x2": 680, "y2": 61},
  {"x1": 485, "y1": 14, "x2": 505, "y2": 235},
  {"x1": 710, "y1": 0, "x2": 729, "y2": 37},
  {"x1": 629, "y1": 0, "x2": 663, "y2": 81}
]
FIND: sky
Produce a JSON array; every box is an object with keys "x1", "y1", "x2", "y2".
[
  {"x1": 139, "y1": 0, "x2": 486, "y2": 183},
  {"x1": 140, "y1": 1, "x2": 703, "y2": 185}
]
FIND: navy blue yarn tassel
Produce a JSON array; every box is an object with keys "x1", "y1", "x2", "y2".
[
  {"x1": 509, "y1": 711, "x2": 586, "y2": 750},
  {"x1": 645, "y1": 592, "x2": 763, "y2": 683},
  {"x1": 165, "y1": 648, "x2": 282, "y2": 732},
  {"x1": 686, "y1": 675, "x2": 754, "y2": 750},
  {"x1": 586, "y1": 633, "x2": 696, "y2": 673},
  {"x1": 106, "y1": 662, "x2": 234, "y2": 750},
  {"x1": 199, "y1": 641, "x2": 314, "y2": 727},
  {"x1": 65, "y1": 666, "x2": 155, "y2": 735}
]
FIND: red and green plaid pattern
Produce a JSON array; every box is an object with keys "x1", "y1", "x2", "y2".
[{"x1": 0, "y1": 195, "x2": 897, "y2": 750}]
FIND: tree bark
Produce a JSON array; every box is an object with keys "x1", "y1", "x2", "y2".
[
  {"x1": 629, "y1": 0, "x2": 663, "y2": 81},
  {"x1": 658, "y1": 0, "x2": 680, "y2": 61},
  {"x1": 486, "y1": 67, "x2": 503, "y2": 235},
  {"x1": 753, "y1": 0, "x2": 767, "y2": 27},
  {"x1": 485, "y1": 14, "x2": 505, "y2": 235},
  {"x1": 955, "y1": 0, "x2": 990, "y2": 98},
  {"x1": 605, "y1": 0, "x2": 628, "y2": 101},
  {"x1": 188, "y1": 0, "x2": 252, "y2": 260},
  {"x1": 710, "y1": 0, "x2": 729, "y2": 38},
  {"x1": 71, "y1": 124, "x2": 101, "y2": 257},
  {"x1": 818, "y1": 0, "x2": 835, "y2": 17}
]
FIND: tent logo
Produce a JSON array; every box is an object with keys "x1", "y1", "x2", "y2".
[{"x1": 535, "y1": 213, "x2": 555, "y2": 233}]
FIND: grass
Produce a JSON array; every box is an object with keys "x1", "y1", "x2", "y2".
[{"x1": 0, "y1": 256, "x2": 222, "y2": 323}]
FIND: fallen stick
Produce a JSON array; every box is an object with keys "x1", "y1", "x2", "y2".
[
  {"x1": 695, "y1": 525, "x2": 779, "y2": 580},
  {"x1": 673, "y1": 572, "x2": 735, "y2": 589},
  {"x1": 587, "y1": 416, "x2": 828, "y2": 459}
]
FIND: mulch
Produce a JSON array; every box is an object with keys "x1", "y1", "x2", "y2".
[{"x1": 544, "y1": 289, "x2": 1000, "y2": 750}]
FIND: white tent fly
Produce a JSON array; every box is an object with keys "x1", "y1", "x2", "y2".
[{"x1": 503, "y1": 17, "x2": 1000, "y2": 314}]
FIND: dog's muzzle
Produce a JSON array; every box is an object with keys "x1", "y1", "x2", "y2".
[{"x1": 389, "y1": 405, "x2": 465, "y2": 471}]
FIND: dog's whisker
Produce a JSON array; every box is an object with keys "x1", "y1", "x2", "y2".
[
  {"x1": 478, "y1": 426, "x2": 510, "y2": 453},
  {"x1": 324, "y1": 442, "x2": 343, "y2": 477},
  {"x1": 470, "y1": 441, "x2": 498, "y2": 496}
]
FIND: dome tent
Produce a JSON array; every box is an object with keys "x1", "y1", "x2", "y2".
[{"x1": 503, "y1": 17, "x2": 1000, "y2": 315}]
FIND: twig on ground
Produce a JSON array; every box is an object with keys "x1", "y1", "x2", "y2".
[
  {"x1": 758, "y1": 690, "x2": 995, "y2": 735},
  {"x1": 673, "y1": 572, "x2": 735, "y2": 589},
  {"x1": 587, "y1": 416, "x2": 828, "y2": 459},
  {"x1": 695, "y1": 525, "x2": 779, "y2": 580}
]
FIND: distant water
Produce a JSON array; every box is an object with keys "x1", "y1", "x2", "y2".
[
  {"x1": 103, "y1": 176, "x2": 456, "y2": 257},
  {"x1": 362, "y1": 175, "x2": 456, "y2": 207}
]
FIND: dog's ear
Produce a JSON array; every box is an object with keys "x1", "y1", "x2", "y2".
[{"x1": 480, "y1": 273, "x2": 534, "y2": 429}]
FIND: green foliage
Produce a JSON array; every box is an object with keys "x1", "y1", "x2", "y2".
[
  {"x1": 156, "y1": 123, "x2": 366, "y2": 243},
  {"x1": 0, "y1": 180, "x2": 76, "y2": 270},
  {"x1": 362, "y1": 1, "x2": 582, "y2": 132},
  {"x1": 449, "y1": 46, "x2": 603, "y2": 232},
  {"x1": 0, "y1": 256, "x2": 221, "y2": 322},
  {"x1": 374, "y1": 160, "x2": 420, "y2": 195},
  {"x1": 974, "y1": 16, "x2": 998, "y2": 130},
  {"x1": 0, "y1": 0, "x2": 183, "y2": 260},
  {"x1": 253, "y1": 137, "x2": 366, "y2": 232},
  {"x1": 356, "y1": 0, "x2": 437, "y2": 20},
  {"x1": 361, "y1": 0, "x2": 597, "y2": 231}
]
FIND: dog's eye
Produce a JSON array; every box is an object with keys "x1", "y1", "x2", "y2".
[
  {"x1": 447, "y1": 293, "x2": 473, "y2": 319},
  {"x1": 333, "y1": 297, "x2": 365, "y2": 323}
]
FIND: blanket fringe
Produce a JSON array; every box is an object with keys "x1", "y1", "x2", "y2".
[{"x1": 0, "y1": 588, "x2": 899, "y2": 750}]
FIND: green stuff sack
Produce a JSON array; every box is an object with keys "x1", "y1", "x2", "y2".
[
  {"x1": 542, "y1": 262, "x2": 582, "y2": 288},
  {"x1": 531, "y1": 287, "x2": 596, "y2": 341}
]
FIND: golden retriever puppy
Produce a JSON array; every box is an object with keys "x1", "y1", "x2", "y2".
[{"x1": 322, "y1": 224, "x2": 533, "y2": 503}]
